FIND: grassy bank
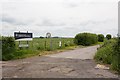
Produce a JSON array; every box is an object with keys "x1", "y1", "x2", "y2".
[{"x1": 94, "y1": 38, "x2": 120, "y2": 73}]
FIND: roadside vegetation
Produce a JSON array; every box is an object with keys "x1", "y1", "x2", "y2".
[
  {"x1": 94, "y1": 37, "x2": 120, "y2": 73},
  {"x1": 2, "y1": 37, "x2": 77, "y2": 61},
  {"x1": 2, "y1": 31, "x2": 119, "y2": 74},
  {"x1": 74, "y1": 32, "x2": 119, "y2": 73},
  {"x1": 2, "y1": 32, "x2": 100, "y2": 60}
]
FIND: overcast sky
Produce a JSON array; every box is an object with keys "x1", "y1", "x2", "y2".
[{"x1": 0, "y1": 0, "x2": 119, "y2": 37}]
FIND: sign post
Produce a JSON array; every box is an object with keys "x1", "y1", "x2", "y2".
[
  {"x1": 46, "y1": 32, "x2": 52, "y2": 50},
  {"x1": 14, "y1": 31, "x2": 33, "y2": 49}
]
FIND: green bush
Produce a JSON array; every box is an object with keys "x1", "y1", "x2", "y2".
[
  {"x1": 112, "y1": 38, "x2": 120, "y2": 72},
  {"x1": 98, "y1": 34, "x2": 104, "y2": 42},
  {"x1": 94, "y1": 39, "x2": 115, "y2": 64},
  {"x1": 2, "y1": 37, "x2": 16, "y2": 54},
  {"x1": 74, "y1": 33, "x2": 98, "y2": 46},
  {"x1": 3, "y1": 49, "x2": 38, "y2": 61},
  {"x1": 64, "y1": 43, "x2": 69, "y2": 47},
  {"x1": 106, "y1": 34, "x2": 112, "y2": 40},
  {"x1": 94, "y1": 38, "x2": 120, "y2": 72},
  {"x1": 2, "y1": 36, "x2": 16, "y2": 60}
]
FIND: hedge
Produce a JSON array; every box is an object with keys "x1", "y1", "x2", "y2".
[
  {"x1": 112, "y1": 38, "x2": 120, "y2": 72},
  {"x1": 2, "y1": 37, "x2": 16, "y2": 60},
  {"x1": 94, "y1": 38, "x2": 120, "y2": 72},
  {"x1": 74, "y1": 33, "x2": 98, "y2": 46}
]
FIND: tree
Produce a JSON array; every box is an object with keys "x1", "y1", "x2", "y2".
[
  {"x1": 98, "y1": 34, "x2": 104, "y2": 42},
  {"x1": 74, "y1": 33, "x2": 98, "y2": 46},
  {"x1": 39, "y1": 36, "x2": 44, "y2": 38},
  {"x1": 106, "y1": 34, "x2": 112, "y2": 40}
]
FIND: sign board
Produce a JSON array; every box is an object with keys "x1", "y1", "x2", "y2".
[
  {"x1": 46, "y1": 32, "x2": 51, "y2": 38},
  {"x1": 14, "y1": 32, "x2": 33, "y2": 41}
]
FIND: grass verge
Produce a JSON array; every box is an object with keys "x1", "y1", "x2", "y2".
[
  {"x1": 3, "y1": 45, "x2": 82, "y2": 61},
  {"x1": 94, "y1": 38, "x2": 120, "y2": 73}
]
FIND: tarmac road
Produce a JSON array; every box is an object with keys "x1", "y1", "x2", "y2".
[{"x1": 2, "y1": 45, "x2": 118, "y2": 78}]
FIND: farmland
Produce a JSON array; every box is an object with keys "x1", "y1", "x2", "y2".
[
  {"x1": 16, "y1": 38, "x2": 75, "y2": 51},
  {"x1": 2, "y1": 33, "x2": 120, "y2": 73},
  {"x1": 2, "y1": 37, "x2": 77, "y2": 60}
]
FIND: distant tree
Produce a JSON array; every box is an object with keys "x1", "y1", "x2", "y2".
[
  {"x1": 53, "y1": 36, "x2": 59, "y2": 38},
  {"x1": 39, "y1": 36, "x2": 44, "y2": 38},
  {"x1": 74, "y1": 33, "x2": 98, "y2": 46},
  {"x1": 106, "y1": 34, "x2": 112, "y2": 40},
  {"x1": 98, "y1": 34, "x2": 104, "y2": 42}
]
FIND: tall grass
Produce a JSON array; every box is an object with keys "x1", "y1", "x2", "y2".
[
  {"x1": 15, "y1": 38, "x2": 75, "y2": 50},
  {"x1": 2, "y1": 38, "x2": 75, "y2": 60},
  {"x1": 112, "y1": 38, "x2": 120, "y2": 72},
  {"x1": 94, "y1": 38, "x2": 120, "y2": 72}
]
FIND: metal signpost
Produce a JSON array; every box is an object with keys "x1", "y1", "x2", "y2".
[
  {"x1": 46, "y1": 32, "x2": 52, "y2": 50},
  {"x1": 14, "y1": 31, "x2": 33, "y2": 49},
  {"x1": 46, "y1": 32, "x2": 51, "y2": 38}
]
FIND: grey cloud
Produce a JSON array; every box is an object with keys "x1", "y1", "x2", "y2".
[
  {"x1": 62, "y1": 0, "x2": 113, "y2": 8},
  {"x1": 2, "y1": 16, "x2": 16, "y2": 24},
  {"x1": 74, "y1": 19, "x2": 114, "y2": 27},
  {"x1": 62, "y1": 2, "x2": 79, "y2": 8},
  {"x1": 66, "y1": 3, "x2": 79, "y2": 8},
  {"x1": 51, "y1": 19, "x2": 117, "y2": 37},
  {"x1": 36, "y1": 19, "x2": 66, "y2": 27},
  {"x1": 1, "y1": 0, "x2": 117, "y2": 37},
  {"x1": 2, "y1": 15, "x2": 32, "y2": 26}
]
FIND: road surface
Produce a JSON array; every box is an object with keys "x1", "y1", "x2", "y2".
[{"x1": 2, "y1": 45, "x2": 118, "y2": 78}]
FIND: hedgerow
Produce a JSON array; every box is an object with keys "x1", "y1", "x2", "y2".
[
  {"x1": 94, "y1": 38, "x2": 120, "y2": 73},
  {"x1": 112, "y1": 38, "x2": 120, "y2": 72},
  {"x1": 74, "y1": 33, "x2": 98, "y2": 46},
  {"x1": 2, "y1": 36, "x2": 16, "y2": 60}
]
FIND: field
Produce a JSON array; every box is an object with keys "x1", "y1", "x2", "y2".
[
  {"x1": 2, "y1": 38, "x2": 76, "y2": 60},
  {"x1": 16, "y1": 38, "x2": 75, "y2": 51}
]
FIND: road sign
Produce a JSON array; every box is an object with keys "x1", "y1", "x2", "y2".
[
  {"x1": 46, "y1": 32, "x2": 51, "y2": 38},
  {"x1": 14, "y1": 31, "x2": 33, "y2": 49},
  {"x1": 14, "y1": 32, "x2": 33, "y2": 41}
]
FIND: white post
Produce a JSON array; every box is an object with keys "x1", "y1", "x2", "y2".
[{"x1": 59, "y1": 41, "x2": 62, "y2": 48}]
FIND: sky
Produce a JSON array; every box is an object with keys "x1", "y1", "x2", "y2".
[{"x1": 0, "y1": 0, "x2": 119, "y2": 37}]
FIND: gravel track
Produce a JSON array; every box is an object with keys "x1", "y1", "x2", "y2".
[{"x1": 2, "y1": 45, "x2": 118, "y2": 78}]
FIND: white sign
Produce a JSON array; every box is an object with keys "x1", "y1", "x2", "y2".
[{"x1": 14, "y1": 32, "x2": 33, "y2": 41}]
